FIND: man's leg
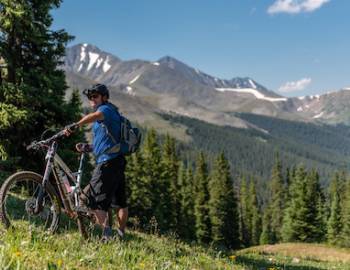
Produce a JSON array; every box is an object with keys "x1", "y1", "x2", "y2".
[
  {"x1": 94, "y1": 209, "x2": 109, "y2": 228},
  {"x1": 116, "y1": 207, "x2": 128, "y2": 231}
]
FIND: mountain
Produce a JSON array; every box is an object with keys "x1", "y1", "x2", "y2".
[
  {"x1": 63, "y1": 43, "x2": 350, "y2": 128},
  {"x1": 62, "y1": 43, "x2": 350, "y2": 184}
]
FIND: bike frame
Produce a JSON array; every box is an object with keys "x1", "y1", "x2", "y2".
[{"x1": 39, "y1": 140, "x2": 85, "y2": 218}]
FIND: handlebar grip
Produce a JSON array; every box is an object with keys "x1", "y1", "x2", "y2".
[
  {"x1": 26, "y1": 141, "x2": 41, "y2": 151},
  {"x1": 65, "y1": 123, "x2": 79, "y2": 132},
  {"x1": 26, "y1": 144, "x2": 34, "y2": 151}
]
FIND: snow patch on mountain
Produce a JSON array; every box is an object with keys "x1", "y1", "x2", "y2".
[
  {"x1": 310, "y1": 95, "x2": 320, "y2": 99},
  {"x1": 215, "y1": 88, "x2": 287, "y2": 102},
  {"x1": 313, "y1": 112, "x2": 324, "y2": 119},
  {"x1": 103, "y1": 57, "x2": 111, "y2": 72},
  {"x1": 130, "y1": 74, "x2": 141, "y2": 84},
  {"x1": 152, "y1": 62, "x2": 160, "y2": 66},
  {"x1": 96, "y1": 58, "x2": 103, "y2": 68},
  {"x1": 249, "y1": 79, "x2": 257, "y2": 89},
  {"x1": 80, "y1": 46, "x2": 86, "y2": 62},
  {"x1": 87, "y1": 52, "x2": 99, "y2": 71}
]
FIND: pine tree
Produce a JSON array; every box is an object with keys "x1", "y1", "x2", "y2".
[
  {"x1": 249, "y1": 179, "x2": 261, "y2": 246},
  {"x1": 340, "y1": 177, "x2": 350, "y2": 247},
  {"x1": 126, "y1": 150, "x2": 153, "y2": 226},
  {"x1": 282, "y1": 166, "x2": 328, "y2": 242},
  {"x1": 281, "y1": 165, "x2": 308, "y2": 242},
  {"x1": 141, "y1": 129, "x2": 164, "y2": 229},
  {"x1": 177, "y1": 162, "x2": 196, "y2": 240},
  {"x1": 304, "y1": 169, "x2": 325, "y2": 242},
  {"x1": 194, "y1": 152, "x2": 211, "y2": 244},
  {"x1": 208, "y1": 153, "x2": 239, "y2": 249},
  {"x1": 327, "y1": 172, "x2": 343, "y2": 245},
  {"x1": 0, "y1": 0, "x2": 76, "y2": 173},
  {"x1": 239, "y1": 176, "x2": 250, "y2": 246},
  {"x1": 160, "y1": 134, "x2": 179, "y2": 231},
  {"x1": 269, "y1": 156, "x2": 285, "y2": 243},
  {"x1": 260, "y1": 206, "x2": 273, "y2": 244}
]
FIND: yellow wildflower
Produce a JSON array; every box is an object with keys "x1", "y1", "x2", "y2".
[
  {"x1": 57, "y1": 259, "x2": 63, "y2": 267},
  {"x1": 139, "y1": 262, "x2": 145, "y2": 269},
  {"x1": 229, "y1": 255, "x2": 236, "y2": 261},
  {"x1": 14, "y1": 251, "x2": 21, "y2": 257}
]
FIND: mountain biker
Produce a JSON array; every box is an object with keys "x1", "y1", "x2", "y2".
[{"x1": 64, "y1": 83, "x2": 128, "y2": 241}]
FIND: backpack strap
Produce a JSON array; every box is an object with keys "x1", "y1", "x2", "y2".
[
  {"x1": 100, "y1": 122, "x2": 121, "y2": 154},
  {"x1": 98, "y1": 102, "x2": 122, "y2": 155}
]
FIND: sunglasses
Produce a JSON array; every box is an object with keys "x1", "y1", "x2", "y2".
[{"x1": 88, "y1": 94, "x2": 100, "y2": 100}]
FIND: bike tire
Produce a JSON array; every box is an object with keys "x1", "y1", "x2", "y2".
[{"x1": 0, "y1": 171, "x2": 61, "y2": 233}]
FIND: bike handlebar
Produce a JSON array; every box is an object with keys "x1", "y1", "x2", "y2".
[
  {"x1": 26, "y1": 131, "x2": 65, "y2": 151},
  {"x1": 26, "y1": 123, "x2": 79, "y2": 151}
]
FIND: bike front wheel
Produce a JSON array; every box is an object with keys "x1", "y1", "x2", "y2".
[{"x1": 0, "y1": 171, "x2": 61, "y2": 233}]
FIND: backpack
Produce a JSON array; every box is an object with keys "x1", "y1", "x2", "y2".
[
  {"x1": 102, "y1": 103, "x2": 142, "y2": 156},
  {"x1": 119, "y1": 115, "x2": 142, "y2": 155}
]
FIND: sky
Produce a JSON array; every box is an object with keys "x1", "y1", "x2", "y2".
[{"x1": 52, "y1": 0, "x2": 350, "y2": 97}]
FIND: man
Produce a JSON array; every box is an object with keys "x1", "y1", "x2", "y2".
[{"x1": 65, "y1": 84, "x2": 128, "y2": 241}]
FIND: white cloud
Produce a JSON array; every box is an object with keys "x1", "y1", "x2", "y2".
[
  {"x1": 267, "y1": 0, "x2": 330, "y2": 14},
  {"x1": 278, "y1": 78, "x2": 312, "y2": 92}
]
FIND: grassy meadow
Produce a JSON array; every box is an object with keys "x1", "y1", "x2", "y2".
[{"x1": 0, "y1": 223, "x2": 349, "y2": 270}]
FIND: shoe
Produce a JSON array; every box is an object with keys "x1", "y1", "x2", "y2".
[
  {"x1": 101, "y1": 235, "x2": 112, "y2": 243},
  {"x1": 101, "y1": 227, "x2": 113, "y2": 243}
]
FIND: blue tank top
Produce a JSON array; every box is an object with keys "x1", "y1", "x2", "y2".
[{"x1": 92, "y1": 103, "x2": 121, "y2": 164}]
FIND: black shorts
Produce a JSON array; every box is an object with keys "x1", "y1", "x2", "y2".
[{"x1": 87, "y1": 155, "x2": 127, "y2": 211}]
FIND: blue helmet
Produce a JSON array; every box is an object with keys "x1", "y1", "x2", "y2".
[{"x1": 83, "y1": 84, "x2": 109, "y2": 98}]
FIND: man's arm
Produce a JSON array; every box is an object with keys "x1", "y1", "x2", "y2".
[
  {"x1": 77, "y1": 111, "x2": 104, "y2": 127},
  {"x1": 64, "y1": 111, "x2": 104, "y2": 136}
]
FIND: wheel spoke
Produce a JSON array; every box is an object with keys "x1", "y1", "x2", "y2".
[{"x1": 0, "y1": 174, "x2": 59, "y2": 232}]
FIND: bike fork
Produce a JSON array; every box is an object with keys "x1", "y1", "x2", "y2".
[{"x1": 34, "y1": 142, "x2": 56, "y2": 214}]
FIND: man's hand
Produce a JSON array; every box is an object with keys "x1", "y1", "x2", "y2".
[
  {"x1": 76, "y1": 143, "x2": 93, "y2": 153},
  {"x1": 64, "y1": 123, "x2": 79, "y2": 137}
]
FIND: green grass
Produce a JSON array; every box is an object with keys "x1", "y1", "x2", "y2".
[
  {"x1": 1, "y1": 224, "x2": 349, "y2": 270},
  {"x1": 236, "y1": 243, "x2": 350, "y2": 270},
  {"x1": 0, "y1": 223, "x2": 241, "y2": 270}
]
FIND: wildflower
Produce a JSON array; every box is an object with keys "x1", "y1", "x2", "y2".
[
  {"x1": 139, "y1": 262, "x2": 145, "y2": 269},
  {"x1": 14, "y1": 251, "x2": 21, "y2": 257},
  {"x1": 20, "y1": 240, "x2": 29, "y2": 246},
  {"x1": 229, "y1": 255, "x2": 236, "y2": 261},
  {"x1": 57, "y1": 259, "x2": 63, "y2": 267},
  {"x1": 292, "y1": 257, "x2": 300, "y2": 263}
]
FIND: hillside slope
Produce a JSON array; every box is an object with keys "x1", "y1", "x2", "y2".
[
  {"x1": 1, "y1": 226, "x2": 349, "y2": 270},
  {"x1": 163, "y1": 113, "x2": 350, "y2": 184}
]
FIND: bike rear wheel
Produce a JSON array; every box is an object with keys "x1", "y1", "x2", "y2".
[{"x1": 0, "y1": 171, "x2": 61, "y2": 232}]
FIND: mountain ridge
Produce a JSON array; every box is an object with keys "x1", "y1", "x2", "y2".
[{"x1": 63, "y1": 43, "x2": 350, "y2": 127}]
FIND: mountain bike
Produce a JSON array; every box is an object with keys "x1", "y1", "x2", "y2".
[{"x1": 0, "y1": 128, "x2": 95, "y2": 239}]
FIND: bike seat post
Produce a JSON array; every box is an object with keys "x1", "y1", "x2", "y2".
[
  {"x1": 76, "y1": 153, "x2": 85, "y2": 187},
  {"x1": 75, "y1": 153, "x2": 85, "y2": 207}
]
